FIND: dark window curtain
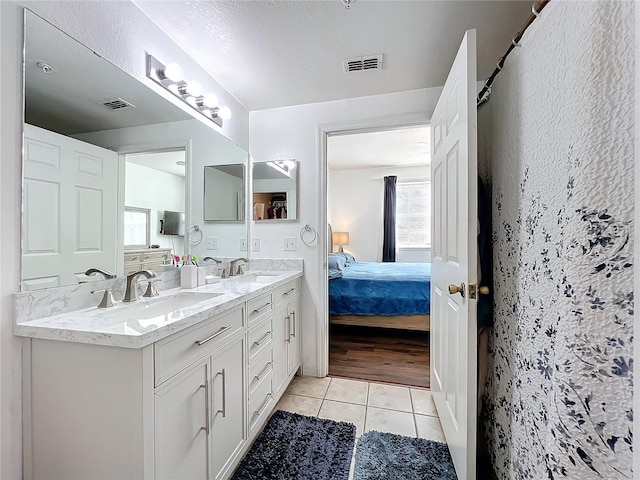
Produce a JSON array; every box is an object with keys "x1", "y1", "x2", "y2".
[{"x1": 382, "y1": 175, "x2": 397, "y2": 262}]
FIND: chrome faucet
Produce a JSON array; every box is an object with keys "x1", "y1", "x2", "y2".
[
  {"x1": 123, "y1": 270, "x2": 157, "y2": 302},
  {"x1": 84, "y1": 268, "x2": 116, "y2": 280},
  {"x1": 203, "y1": 257, "x2": 223, "y2": 263},
  {"x1": 229, "y1": 258, "x2": 249, "y2": 276}
]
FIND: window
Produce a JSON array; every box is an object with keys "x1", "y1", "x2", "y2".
[
  {"x1": 124, "y1": 206, "x2": 150, "y2": 249},
  {"x1": 396, "y1": 181, "x2": 431, "y2": 247}
]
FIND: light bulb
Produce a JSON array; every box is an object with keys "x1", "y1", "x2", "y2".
[
  {"x1": 218, "y1": 106, "x2": 232, "y2": 120},
  {"x1": 186, "y1": 96, "x2": 198, "y2": 107},
  {"x1": 203, "y1": 93, "x2": 218, "y2": 108},
  {"x1": 186, "y1": 81, "x2": 203, "y2": 97},
  {"x1": 164, "y1": 63, "x2": 183, "y2": 82}
]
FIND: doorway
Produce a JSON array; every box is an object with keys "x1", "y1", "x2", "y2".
[{"x1": 325, "y1": 125, "x2": 431, "y2": 388}]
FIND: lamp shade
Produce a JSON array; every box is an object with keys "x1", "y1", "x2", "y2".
[{"x1": 333, "y1": 231, "x2": 349, "y2": 246}]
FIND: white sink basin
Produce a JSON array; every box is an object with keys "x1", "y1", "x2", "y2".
[
  {"x1": 99, "y1": 291, "x2": 223, "y2": 320},
  {"x1": 232, "y1": 272, "x2": 280, "y2": 283}
]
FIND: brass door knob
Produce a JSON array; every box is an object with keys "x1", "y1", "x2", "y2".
[
  {"x1": 479, "y1": 286, "x2": 490, "y2": 295},
  {"x1": 448, "y1": 283, "x2": 465, "y2": 297}
]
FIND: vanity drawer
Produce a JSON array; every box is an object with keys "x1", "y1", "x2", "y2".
[
  {"x1": 154, "y1": 306, "x2": 244, "y2": 386},
  {"x1": 247, "y1": 292, "x2": 273, "y2": 325},
  {"x1": 248, "y1": 315, "x2": 273, "y2": 360},
  {"x1": 248, "y1": 347, "x2": 273, "y2": 396},
  {"x1": 249, "y1": 373, "x2": 274, "y2": 433},
  {"x1": 273, "y1": 280, "x2": 299, "y2": 308}
]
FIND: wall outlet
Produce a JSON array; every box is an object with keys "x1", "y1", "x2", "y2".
[
  {"x1": 283, "y1": 237, "x2": 297, "y2": 251},
  {"x1": 252, "y1": 238, "x2": 260, "y2": 252},
  {"x1": 239, "y1": 238, "x2": 247, "y2": 251},
  {"x1": 206, "y1": 236, "x2": 218, "y2": 250}
]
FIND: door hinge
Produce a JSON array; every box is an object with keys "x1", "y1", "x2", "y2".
[{"x1": 468, "y1": 283, "x2": 477, "y2": 300}]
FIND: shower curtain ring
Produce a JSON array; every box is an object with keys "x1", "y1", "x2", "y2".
[{"x1": 531, "y1": 3, "x2": 541, "y2": 17}]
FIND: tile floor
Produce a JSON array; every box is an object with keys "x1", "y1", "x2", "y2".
[{"x1": 274, "y1": 376, "x2": 446, "y2": 479}]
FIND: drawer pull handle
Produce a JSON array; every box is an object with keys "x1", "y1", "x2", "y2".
[
  {"x1": 199, "y1": 379, "x2": 210, "y2": 435},
  {"x1": 283, "y1": 288, "x2": 295, "y2": 296},
  {"x1": 253, "y1": 331, "x2": 272, "y2": 347},
  {"x1": 254, "y1": 393, "x2": 272, "y2": 417},
  {"x1": 252, "y1": 303, "x2": 272, "y2": 314},
  {"x1": 290, "y1": 311, "x2": 296, "y2": 338},
  {"x1": 216, "y1": 368, "x2": 226, "y2": 418},
  {"x1": 285, "y1": 314, "x2": 290, "y2": 343},
  {"x1": 195, "y1": 326, "x2": 230, "y2": 346},
  {"x1": 130, "y1": 256, "x2": 139, "y2": 261},
  {"x1": 254, "y1": 362, "x2": 273, "y2": 382}
]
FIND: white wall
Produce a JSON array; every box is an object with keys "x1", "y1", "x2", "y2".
[
  {"x1": 328, "y1": 164, "x2": 429, "y2": 262},
  {"x1": 249, "y1": 86, "x2": 442, "y2": 376},
  {"x1": 0, "y1": 2, "x2": 249, "y2": 477},
  {"x1": 204, "y1": 167, "x2": 243, "y2": 221},
  {"x1": 125, "y1": 163, "x2": 185, "y2": 254}
]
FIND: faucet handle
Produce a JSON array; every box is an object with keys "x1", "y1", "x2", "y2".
[
  {"x1": 91, "y1": 288, "x2": 116, "y2": 308},
  {"x1": 215, "y1": 266, "x2": 229, "y2": 279},
  {"x1": 143, "y1": 278, "x2": 162, "y2": 298}
]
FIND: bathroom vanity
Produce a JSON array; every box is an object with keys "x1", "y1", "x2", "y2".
[{"x1": 15, "y1": 270, "x2": 302, "y2": 480}]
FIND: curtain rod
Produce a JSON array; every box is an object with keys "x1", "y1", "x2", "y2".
[{"x1": 477, "y1": 0, "x2": 551, "y2": 106}]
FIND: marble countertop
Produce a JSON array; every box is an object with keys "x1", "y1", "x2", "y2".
[{"x1": 14, "y1": 270, "x2": 302, "y2": 349}]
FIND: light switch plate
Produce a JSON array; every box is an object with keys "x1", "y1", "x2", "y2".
[
  {"x1": 206, "y1": 236, "x2": 218, "y2": 250},
  {"x1": 283, "y1": 237, "x2": 297, "y2": 251},
  {"x1": 239, "y1": 238, "x2": 247, "y2": 251},
  {"x1": 252, "y1": 238, "x2": 260, "y2": 251}
]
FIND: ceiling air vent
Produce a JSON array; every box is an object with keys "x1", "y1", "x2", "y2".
[
  {"x1": 97, "y1": 98, "x2": 135, "y2": 111},
  {"x1": 343, "y1": 54, "x2": 383, "y2": 73}
]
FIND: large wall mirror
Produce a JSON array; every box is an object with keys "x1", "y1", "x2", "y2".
[
  {"x1": 252, "y1": 160, "x2": 298, "y2": 221},
  {"x1": 22, "y1": 10, "x2": 248, "y2": 291}
]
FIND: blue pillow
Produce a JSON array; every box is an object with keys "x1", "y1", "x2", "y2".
[
  {"x1": 336, "y1": 252, "x2": 356, "y2": 265},
  {"x1": 328, "y1": 253, "x2": 347, "y2": 271}
]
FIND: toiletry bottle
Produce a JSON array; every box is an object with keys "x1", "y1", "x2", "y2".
[{"x1": 180, "y1": 258, "x2": 198, "y2": 289}]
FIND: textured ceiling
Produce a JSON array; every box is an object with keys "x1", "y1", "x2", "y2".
[
  {"x1": 134, "y1": 1, "x2": 532, "y2": 110},
  {"x1": 328, "y1": 126, "x2": 431, "y2": 170}
]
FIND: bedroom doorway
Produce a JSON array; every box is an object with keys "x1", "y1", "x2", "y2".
[{"x1": 325, "y1": 125, "x2": 431, "y2": 388}]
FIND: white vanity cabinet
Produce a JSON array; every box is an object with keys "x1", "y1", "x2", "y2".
[
  {"x1": 154, "y1": 358, "x2": 210, "y2": 480},
  {"x1": 154, "y1": 306, "x2": 246, "y2": 480},
  {"x1": 272, "y1": 280, "x2": 301, "y2": 395},
  {"x1": 24, "y1": 274, "x2": 303, "y2": 480}
]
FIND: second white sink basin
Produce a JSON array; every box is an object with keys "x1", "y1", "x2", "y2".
[
  {"x1": 232, "y1": 272, "x2": 280, "y2": 283},
  {"x1": 100, "y1": 291, "x2": 223, "y2": 320}
]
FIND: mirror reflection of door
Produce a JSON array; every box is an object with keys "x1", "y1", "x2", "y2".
[{"x1": 124, "y1": 149, "x2": 186, "y2": 257}]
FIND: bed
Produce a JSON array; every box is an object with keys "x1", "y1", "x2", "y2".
[{"x1": 327, "y1": 225, "x2": 431, "y2": 332}]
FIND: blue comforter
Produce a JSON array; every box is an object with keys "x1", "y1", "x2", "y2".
[{"x1": 329, "y1": 262, "x2": 431, "y2": 316}]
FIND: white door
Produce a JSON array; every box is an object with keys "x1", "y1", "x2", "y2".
[
  {"x1": 430, "y1": 29, "x2": 478, "y2": 480},
  {"x1": 154, "y1": 359, "x2": 210, "y2": 480},
  {"x1": 22, "y1": 124, "x2": 118, "y2": 290},
  {"x1": 211, "y1": 335, "x2": 246, "y2": 480},
  {"x1": 287, "y1": 298, "x2": 301, "y2": 375}
]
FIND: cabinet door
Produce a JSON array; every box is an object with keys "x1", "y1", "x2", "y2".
[
  {"x1": 210, "y1": 335, "x2": 246, "y2": 480},
  {"x1": 272, "y1": 306, "x2": 289, "y2": 395},
  {"x1": 155, "y1": 359, "x2": 210, "y2": 480},
  {"x1": 287, "y1": 297, "x2": 301, "y2": 375}
]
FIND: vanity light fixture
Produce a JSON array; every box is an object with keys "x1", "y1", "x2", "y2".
[
  {"x1": 146, "y1": 53, "x2": 231, "y2": 128},
  {"x1": 267, "y1": 159, "x2": 296, "y2": 178}
]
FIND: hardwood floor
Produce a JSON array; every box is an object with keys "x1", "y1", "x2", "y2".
[{"x1": 329, "y1": 324, "x2": 430, "y2": 388}]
